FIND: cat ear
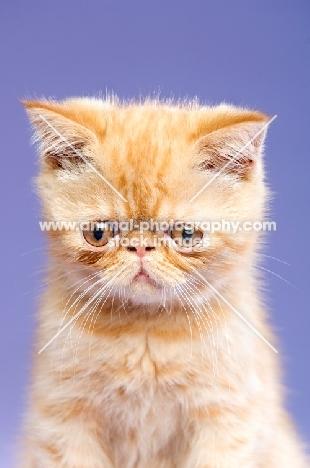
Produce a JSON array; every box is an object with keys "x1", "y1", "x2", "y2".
[
  {"x1": 22, "y1": 100, "x2": 98, "y2": 171},
  {"x1": 194, "y1": 119, "x2": 269, "y2": 180}
]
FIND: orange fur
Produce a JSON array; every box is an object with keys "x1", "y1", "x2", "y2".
[{"x1": 20, "y1": 97, "x2": 308, "y2": 467}]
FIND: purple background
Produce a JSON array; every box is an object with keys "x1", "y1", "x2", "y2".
[{"x1": 1, "y1": 1, "x2": 309, "y2": 465}]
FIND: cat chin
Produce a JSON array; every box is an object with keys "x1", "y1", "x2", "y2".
[
  {"x1": 127, "y1": 282, "x2": 164, "y2": 305},
  {"x1": 119, "y1": 274, "x2": 227, "y2": 308}
]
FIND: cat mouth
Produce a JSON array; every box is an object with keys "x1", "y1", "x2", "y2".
[
  {"x1": 134, "y1": 269, "x2": 152, "y2": 283},
  {"x1": 133, "y1": 268, "x2": 158, "y2": 286}
]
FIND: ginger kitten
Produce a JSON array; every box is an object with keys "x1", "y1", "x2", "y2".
[{"x1": 21, "y1": 97, "x2": 308, "y2": 467}]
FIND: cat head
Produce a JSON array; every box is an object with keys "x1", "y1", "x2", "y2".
[{"x1": 23, "y1": 97, "x2": 270, "y2": 306}]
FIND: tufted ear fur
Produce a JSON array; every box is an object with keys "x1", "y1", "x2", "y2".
[
  {"x1": 194, "y1": 119, "x2": 269, "y2": 180},
  {"x1": 22, "y1": 100, "x2": 98, "y2": 171}
]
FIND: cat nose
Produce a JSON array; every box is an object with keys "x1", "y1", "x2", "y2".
[
  {"x1": 126, "y1": 230, "x2": 156, "y2": 257},
  {"x1": 127, "y1": 245, "x2": 155, "y2": 258},
  {"x1": 126, "y1": 229, "x2": 156, "y2": 259}
]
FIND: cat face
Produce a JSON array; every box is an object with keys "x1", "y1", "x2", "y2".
[{"x1": 24, "y1": 98, "x2": 269, "y2": 305}]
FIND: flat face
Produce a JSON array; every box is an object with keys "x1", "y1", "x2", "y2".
[{"x1": 24, "y1": 98, "x2": 268, "y2": 305}]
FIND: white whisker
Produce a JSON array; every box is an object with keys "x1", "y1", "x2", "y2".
[{"x1": 38, "y1": 266, "x2": 127, "y2": 354}]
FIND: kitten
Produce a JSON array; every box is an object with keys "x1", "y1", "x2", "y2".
[{"x1": 21, "y1": 97, "x2": 307, "y2": 468}]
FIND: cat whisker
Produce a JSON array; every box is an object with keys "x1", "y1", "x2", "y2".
[
  {"x1": 59, "y1": 273, "x2": 104, "y2": 329},
  {"x1": 72, "y1": 283, "x2": 116, "y2": 379},
  {"x1": 87, "y1": 285, "x2": 116, "y2": 363},
  {"x1": 177, "y1": 281, "x2": 218, "y2": 380},
  {"x1": 189, "y1": 266, "x2": 278, "y2": 354},
  {"x1": 184, "y1": 274, "x2": 232, "y2": 406},
  {"x1": 50, "y1": 271, "x2": 101, "y2": 372},
  {"x1": 21, "y1": 268, "x2": 76, "y2": 297},
  {"x1": 21, "y1": 246, "x2": 46, "y2": 257},
  {"x1": 261, "y1": 254, "x2": 290, "y2": 266},
  {"x1": 73, "y1": 287, "x2": 108, "y2": 361},
  {"x1": 60, "y1": 281, "x2": 110, "y2": 377},
  {"x1": 173, "y1": 287, "x2": 193, "y2": 366},
  {"x1": 176, "y1": 283, "x2": 207, "y2": 366},
  {"x1": 253, "y1": 263, "x2": 298, "y2": 290},
  {"x1": 38, "y1": 266, "x2": 127, "y2": 354}
]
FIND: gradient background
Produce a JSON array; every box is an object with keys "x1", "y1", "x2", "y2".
[{"x1": 1, "y1": 1, "x2": 309, "y2": 466}]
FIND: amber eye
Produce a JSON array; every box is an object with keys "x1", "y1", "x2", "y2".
[
  {"x1": 82, "y1": 221, "x2": 114, "y2": 248},
  {"x1": 171, "y1": 223, "x2": 204, "y2": 250}
]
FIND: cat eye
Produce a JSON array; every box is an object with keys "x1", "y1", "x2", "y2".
[
  {"x1": 82, "y1": 221, "x2": 115, "y2": 248},
  {"x1": 170, "y1": 223, "x2": 204, "y2": 250}
]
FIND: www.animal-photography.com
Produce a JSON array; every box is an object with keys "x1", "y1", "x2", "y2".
[{"x1": 1, "y1": 1, "x2": 309, "y2": 467}]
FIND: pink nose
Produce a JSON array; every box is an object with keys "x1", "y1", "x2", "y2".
[
  {"x1": 127, "y1": 246, "x2": 155, "y2": 257},
  {"x1": 136, "y1": 245, "x2": 146, "y2": 258},
  {"x1": 136, "y1": 246, "x2": 146, "y2": 258}
]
